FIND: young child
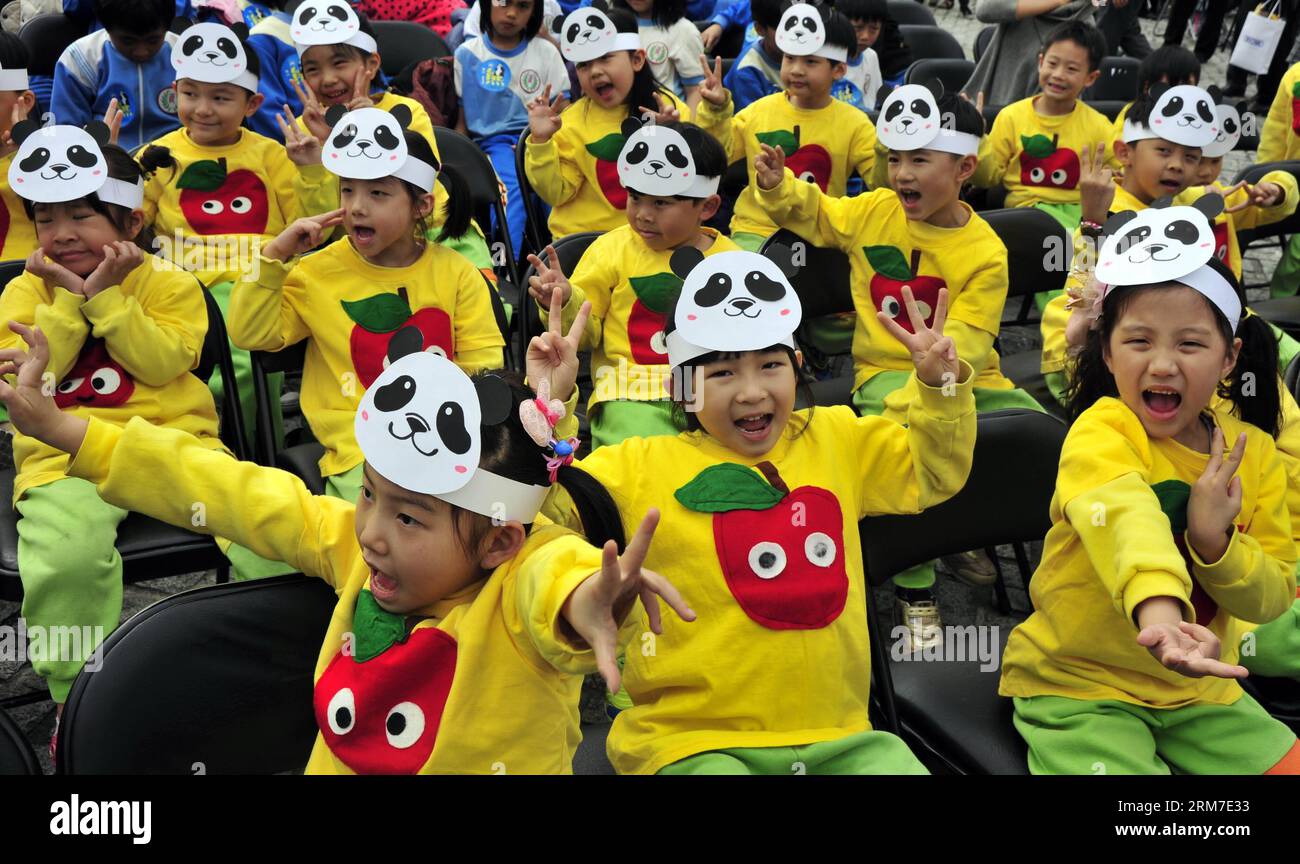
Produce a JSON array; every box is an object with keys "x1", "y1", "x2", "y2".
[
  {"x1": 230, "y1": 106, "x2": 504, "y2": 511},
  {"x1": 718, "y1": 0, "x2": 783, "y2": 112},
  {"x1": 614, "y1": 0, "x2": 705, "y2": 113},
  {"x1": 524, "y1": 4, "x2": 718, "y2": 238},
  {"x1": 0, "y1": 308, "x2": 696, "y2": 774},
  {"x1": 0, "y1": 35, "x2": 38, "y2": 263},
  {"x1": 0, "y1": 123, "x2": 226, "y2": 751},
  {"x1": 1259, "y1": 59, "x2": 1300, "y2": 297},
  {"x1": 527, "y1": 120, "x2": 736, "y2": 450},
  {"x1": 50, "y1": 0, "x2": 182, "y2": 152},
  {"x1": 1111, "y1": 44, "x2": 1200, "y2": 141},
  {"x1": 833, "y1": 0, "x2": 884, "y2": 112},
  {"x1": 454, "y1": 0, "x2": 570, "y2": 260},
  {"x1": 1000, "y1": 201, "x2": 1300, "y2": 775},
  {"x1": 533, "y1": 245, "x2": 979, "y2": 774},
  {"x1": 974, "y1": 20, "x2": 1119, "y2": 233},
  {"x1": 754, "y1": 85, "x2": 1040, "y2": 646},
  {"x1": 697, "y1": 2, "x2": 876, "y2": 252}
]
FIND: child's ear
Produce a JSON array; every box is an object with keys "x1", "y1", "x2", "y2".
[
  {"x1": 1112, "y1": 138, "x2": 1132, "y2": 165},
  {"x1": 1083, "y1": 68, "x2": 1101, "y2": 90},
  {"x1": 244, "y1": 91, "x2": 265, "y2": 118},
  {"x1": 699, "y1": 193, "x2": 722, "y2": 222},
  {"x1": 415, "y1": 190, "x2": 435, "y2": 219},
  {"x1": 670, "y1": 246, "x2": 704, "y2": 279},
  {"x1": 630, "y1": 48, "x2": 646, "y2": 71},
  {"x1": 125, "y1": 209, "x2": 147, "y2": 241},
  {"x1": 478, "y1": 520, "x2": 527, "y2": 571},
  {"x1": 831, "y1": 61, "x2": 847, "y2": 81},
  {"x1": 325, "y1": 103, "x2": 347, "y2": 127},
  {"x1": 956, "y1": 152, "x2": 978, "y2": 184}
]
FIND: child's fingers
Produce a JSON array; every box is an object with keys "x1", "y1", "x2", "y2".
[
  {"x1": 593, "y1": 626, "x2": 623, "y2": 694},
  {"x1": 1218, "y1": 431, "x2": 1248, "y2": 481},
  {"x1": 618, "y1": 508, "x2": 661, "y2": 578},
  {"x1": 548, "y1": 285, "x2": 564, "y2": 334},
  {"x1": 566, "y1": 300, "x2": 591, "y2": 349},
  {"x1": 314, "y1": 207, "x2": 347, "y2": 226},
  {"x1": 875, "y1": 309, "x2": 915, "y2": 350},
  {"x1": 544, "y1": 243, "x2": 561, "y2": 273},
  {"x1": 1203, "y1": 426, "x2": 1225, "y2": 477},
  {"x1": 929, "y1": 286, "x2": 949, "y2": 335},
  {"x1": 899, "y1": 285, "x2": 929, "y2": 335},
  {"x1": 639, "y1": 568, "x2": 695, "y2": 626}
]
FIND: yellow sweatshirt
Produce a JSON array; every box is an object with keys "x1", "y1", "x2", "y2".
[
  {"x1": 524, "y1": 91, "x2": 708, "y2": 238},
  {"x1": 543, "y1": 225, "x2": 739, "y2": 409},
  {"x1": 228, "y1": 237, "x2": 504, "y2": 478},
  {"x1": 698, "y1": 91, "x2": 877, "y2": 239},
  {"x1": 1259, "y1": 62, "x2": 1300, "y2": 164},
  {"x1": 1111, "y1": 101, "x2": 1132, "y2": 143},
  {"x1": 756, "y1": 177, "x2": 1014, "y2": 399},
  {"x1": 974, "y1": 96, "x2": 1121, "y2": 208},
  {"x1": 0, "y1": 150, "x2": 37, "y2": 261},
  {"x1": 0, "y1": 256, "x2": 223, "y2": 502},
  {"x1": 1039, "y1": 178, "x2": 1297, "y2": 374},
  {"x1": 67, "y1": 415, "x2": 609, "y2": 774},
  {"x1": 556, "y1": 369, "x2": 976, "y2": 774},
  {"x1": 144, "y1": 127, "x2": 337, "y2": 286},
  {"x1": 1000, "y1": 397, "x2": 1297, "y2": 708}
]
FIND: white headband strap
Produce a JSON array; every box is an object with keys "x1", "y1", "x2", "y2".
[
  {"x1": 1121, "y1": 118, "x2": 1155, "y2": 144},
  {"x1": 1173, "y1": 264, "x2": 1241, "y2": 331},
  {"x1": 921, "y1": 130, "x2": 981, "y2": 157},
  {"x1": 0, "y1": 68, "x2": 29, "y2": 90},
  {"x1": 604, "y1": 32, "x2": 642, "y2": 54},
  {"x1": 96, "y1": 177, "x2": 144, "y2": 209},
  {"x1": 391, "y1": 157, "x2": 438, "y2": 193},
  {"x1": 435, "y1": 467, "x2": 551, "y2": 523},
  {"x1": 625, "y1": 174, "x2": 720, "y2": 198},
  {"x1": 294, "y1": 31, "x2": 378, "y2": 57},
  {"x1": 666, "y1": 330, "x2": 798, "y2": 370}
]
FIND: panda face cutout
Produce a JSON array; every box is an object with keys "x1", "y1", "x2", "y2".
[
  {"x1": 172, "y1": 23, "x2": 254, "y2": 87},
  {"x1": 322, "y1": 108, "x2": 409, "y2": 180},
  {"x1": 617, "y1": 124, "x2": 697, "y2": 196},
  {"x1": 559, "y1": 8, "x2": 633, "y2": 63},
  {"x1": 673, "y1": 251, "x2": 802, "y2": 355},
  {"x1": 292, "y1": 1, "x2": 361, "y2": 41},
  {"x1": 775, "y1": 3, "x2": 826, "y2": 57},
  {"x1": 1201, "y1": 103, "x2": 1242, "y2": 158},
  {"x1": 1098, "y1": 204, "x2": 1217, "y2": 286},
  {"x1": 8, "y1": 126, "x2": 108, "y2": 204},
  {"x1": 877, "y1": 85, "x2": 941, "y2": 150},
  {"x1": 1147, "y1": 85, "x2": 1218, "y2": 148},
  {"x1": 355, "y1": 352, "x2": 483, "y2": 496}
]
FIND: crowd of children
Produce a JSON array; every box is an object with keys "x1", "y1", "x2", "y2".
[{"x1": 0, "y1": 0, "x2": 1299, "y2": 776}]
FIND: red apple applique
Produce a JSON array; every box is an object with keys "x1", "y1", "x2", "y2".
[
  {"x1": 1211, "y1": 219, "x2": 1230, "y2": 263},
  {"x1": 756, "y1": 126, "x2": 831, "y2": 191},
  {"x1": 675, "y1": 461, "x2": 848, "y2": 630},
  {"x1": 1019, "y1": 133, "x2": 1080, "y2": 190},
  {"x1": 341, "y1": 286, "x2": 453, "y2": 389},
  {"x1": 586, "y1": 132, "x2": 629, "y2": 209},
  {"x1": 314, "y1": 590, "x2": 456, "y2": 774},
  {"x1": 177, "y1": 157, "x2": 270, "y2": 235},
  {"x1": 627, "y1": 272, "x2": 681, "y2": 365},
  {"x1": 1291, "y1": 82, "x2": 1300, "y2": 134},
  {"x1": 864, "y1": 246, "x2": 942, "y2": 333},
  {"x1": 54, "y1": 339, "x2": 134, "y2": 409},
  {"x1": 1150, "y1": 479, "x2": 1242, "y2": 626}
]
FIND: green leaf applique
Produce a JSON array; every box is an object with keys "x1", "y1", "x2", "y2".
[
  {"x1": 341, "y1": 292, "x2": 415, "y2": 333},
  {"x1": 674, "y1": 463, "x2": 786, "y2": 513},
  {"x1": 585, "y1": 132, "x2": 627, "y2": 162},
  {"x1": 352, "y1": 589, "x2": 407, "y2": 662},
  {"x1": 176, "y1": 158, "x2": 229, "y2": 191},
  {"x1": 863, "y1": 245, "x2": 914, "y2": 280},
  {"x1": 628, "y1": 272, "x2": 683, "y2": 313}
]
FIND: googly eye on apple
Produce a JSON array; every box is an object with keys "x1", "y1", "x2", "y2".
[
  {"x1": 291, "y1": 1, "x2": 377, "y2": 54},
  {"x1": 616, "y1": 116, "x2": 719, "y2": 198},
  {"x1": 556, "y1": 1, "x2": 639, "y2": 64},
  {"x1": 172, "y1": 22, "x2": 259, "y2": 91},
  {"x1": 6, "y1": 119, "x2": 142, "y2": 208}
]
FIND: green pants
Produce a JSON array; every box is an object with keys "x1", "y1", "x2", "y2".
[
  {"x1": 1012, "y1": 691, "x2": 1298, "y2": 775},
  {"x1": 731, "y1": 231, "x2": 767, "y2": 252},
  {"x1": 1241, "y1": 595, "x2": 1300, "y2": 680},
  {"x1": 324, "y1": 462, "x2": 365, "y2": 505},
  {"x1": 854, "y1": 370, "x2": 1043, "y2": 589},
  {"x1": 1270, "y1": 231, "x2": 1300, "y2": 299},
  {"x1": 658, "y1": 728, "x2": 929, "y2": 775},
  {"x1": 1031, "y1": 203, "x2": 1080, "y2": 314},
  {"x1": 206, "y1": 280, "x2": 284, "y2": 451},
  {"x1": 590, "y1": 400, "x2": 681, "y2": 450}
]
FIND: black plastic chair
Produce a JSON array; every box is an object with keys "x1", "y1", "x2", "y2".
[
  {"x1": 904, "y1": 58, "x2": 976, "y2": 94},
  {"x1": 887, "y1": 0, "x2": 936, "y2": 26},
  {"x1": 0, "y1": 708, "x2": 38, "y2": 775},
  {"x1": 18, "y1": 13, "x2": 88, "y2": 78},
  {"x1": 898, "y1": 25, "x2": 965, "y2": 62},
  {"x1": 973, "y1": 25, "x2": 995, "y2": 63},
  {"x1": 1083, "y1": 56, "x2": 1141, "y2": 102},
  {"x1": 515, "y1": 128, "x2": 551, "y2": 261},
  {"x1": 1229, "y1": 160, "x2": 1300, "y2": 296},
  {"x1": 372, "y1": 20, "x2": 451, "y2": 78},
  {"x1": 861, "y1": 409, "x2": 1066, "y2": 774},
  {"x1": 434, "y1": 127, "x2": 521, "y2": 286},
  {"x1": 1085, "y1": 99, "x2": 1128, "y2": 121},
  {"x1": 0, "y1": 283, "x2": 248, "y2": 603},
  {"x1": 517, "y1": 230, "x2": 601, "y2": 386}
]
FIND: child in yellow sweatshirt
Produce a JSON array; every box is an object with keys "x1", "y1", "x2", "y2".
[
  {"x1": 0, "y1": 311, "x2": 694, "y2": 773},
  {"x1": 695, "y1": 2, "x2": 876, "y2": 252},
  {"x1": 0, "y1": 123, "x2": 227, "y2": 746},
  {"x1": 524, "y1": 4, "x2": 720, "y2": 238},
  {"x1": 1000, "y1": 202, "x2": 1300, "y2": 774},
  {"x1": 1108, "y1": 44, "x2": 1201, "y2": 156},
  {"x1": 531, "y1": 245, "x2": 978, "y2": 774},
  {"x1": 230, "y1": 106, "x2": 504, "y2": 512},
  {"x1": 1259, "y1": 60, "x2": 1300, "y2": 298},
  {"x1": 754, "y1": 85, "x2": 1040, "y2": 648}
]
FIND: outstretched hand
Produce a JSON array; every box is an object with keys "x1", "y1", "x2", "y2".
[
  {"x1": 1138, "y1": 620, "x2": 1248, "y2": 679},
  {"x1": 875, "y1": 285, "x2": 960, "y2": 388},
  {"x1": 0, "y1": 322, "x2": 87, "y2": 454}
]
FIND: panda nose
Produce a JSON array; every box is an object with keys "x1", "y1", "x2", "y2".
[
  {"x1": 1146, "y1": 243, "x2": 1167, "y2": 254},
  {"x1": 731, "y1": 298, "x2": 755, "y2": 311},
  {"x1": 356, "y1": 141, "x2": 370, "y2": 151},
  {"x1": 51, "y1": 164, "x2": 68, "y2": 173},
  {"x1": 204, "y1": 51, "x2": 218, "y2": 60},
  {"x1": 899, "y1": 118, "x2": 912, "y2": 127},
  {"x1": 407, "y1": 415, "x2": 430, "y2": 435},
  {"x1": 649, "y1": 160, "x2": 664, "y2": 170}
]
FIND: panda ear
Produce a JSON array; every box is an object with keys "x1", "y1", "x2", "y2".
[
  {"x1": 386, "y1": 325, "x2": 425, "y2": 364},
  {"x1": 762, "y1": 243, "x2": 800, "y2": 281},
  {"x1": 474, "y1": 374, "x2": 514, "y2": 427},
  {"x1": 9, "y1": 119, "x2": 38, "y2": 146},
  {"x1": 389, "y1": 104, "x2": 413, "y2": 130},
  {"x1": 670, "y1": 247, "x2": 705, "y2": 280},
  {"x1": 621, "y1": 116, "x2": 644, "y2": 139},
  {"x1": 1192, "y1": 192, "x2": 1224, "y2": 221},
  {"x1": 84, "y1": 121, "x2": 112, "y2": 147},
  {"x1": 551, "y1": 12, "x2": 564, "y2": 34},
  {"x1": 1235, "y1": 99, "x2": 1250, "y2": 115},
  {"x1": 591, "y1": 0, "x2": 611, "y2": 11},
  {"x1": 1204, "y1": 84, "x2": 1222, "y2": 102},
  {"x1": 229, "y1": 22, "x2": 250, "y2": 40},
  {"x1": 923, "y1": 78, "x2": 945, "y2": 100},
  {"x1": 1151, "y1": 195, "x2": 1173, "y2": 209},
  {"x1": 170, "y1": 15, "x2": 192, "y2": 34},
  {"x1": 325, "y1": 104, "x2": 347, "y2": 127},
  {"x1": 1102, "y1": 209, "x2": 1138, "y2": 237}
]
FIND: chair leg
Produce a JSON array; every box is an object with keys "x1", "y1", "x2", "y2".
[
  {"x1": 864, "y1": 581, "x2": 902, "y2": 735},
  {"x1": 215, "y1": 566, "x2": 230, "y2": 585},
  {"x1": 987, "y1": 545, "x2": 1012, "y2": 615},
  {"x1": 1012, "y1": 541, "x2": 1035, "y2": 608}
]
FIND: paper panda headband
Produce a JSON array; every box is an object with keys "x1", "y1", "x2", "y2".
[
  {"x1": 0, "y1": 60, "x2": 27, "y2": 91},
  {"x1": 1121, "y1": 84, "x2": 1218, "y2": 148},
  {"x1": 877, "y1": 85, "x2": 980, "y2": 157},
  {"x1": 775, "y1": 3, "x2": 846, "y2": 63},
  {"x1": 558, "y1": 6, "x2": 640, "y2": 64},
  {"x1": 356, "y1": 353, "x2": 550, "y2": 522},
  {"x1": 616, "y1": 118, "x2": 719, "y2": 198},
  {"x1": 291, "y1": 1, "x2": 378, "y2": 57},
  {"x1": 322, "y1": 106, "x2": 439, "y2": 192},
  {"x1": 1201, "y1": 103, "x2": 1243, "y2": 159},
  {"x1": 172, "y1": 22, "x2": 259, "y2": 92},
  {"x1": 665, "y1": 248, "x2": 803, "y2": 369},
  {"x1": 1097, "y1": 195, "x2": 1239, "y2": 330},
  {"x1": 7, "y1": 122, "x2": 143, "y2": 209}
]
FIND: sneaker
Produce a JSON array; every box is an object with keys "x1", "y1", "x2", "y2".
[
  {"x1": 894, "y1": 592, "x2": 942, "y2": 652},
  {"x1": 940, "y1": 549, "x2": 999, "y2": 587},
  {"x1": 605, "y1": 656, "x2": 632, "y2": 720}
]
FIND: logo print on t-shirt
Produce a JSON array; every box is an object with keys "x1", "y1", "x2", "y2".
[
  {"x1": 646, "y1": 41, "x2": 669, "y2": 64},
  {"x1": 282, "y1": 54, "x2": 303, "y2": 93},
  {"x1": 114, "y1": 90, "x2": 135, "y2": 125},
  {"x1": 157, "y1": 85, "x2": 178, "y2": 115},
  {"x1": 478, "y1": 59, "x2": 510, "y2": 92},
  {"x1": 519, "y1": 69, "x2": 542, "y2": 95}
]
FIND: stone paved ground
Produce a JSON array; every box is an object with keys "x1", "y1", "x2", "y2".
[{"x1": 0, "y1": 4, "x2": 1288, "y2": 773}]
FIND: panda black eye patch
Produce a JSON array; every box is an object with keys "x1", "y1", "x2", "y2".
[
  {"x1": 585, "y1": 14, "x2": 603, "y2": 27},
  {"x1": 745, "y1": 271, "x2": 786, "y2": 301},
  {"x1": 298, "y1": 7, "x2": 313, "y2": 24},
  {"x1": 1118, "y1": 225, "x2": 1151, "y2": 251},
  {"x1": 374, "y1": 375, "x2": 417, "y2": 412},
  {"x1": 664, "y1": 145, "x2": 689, "y2": 168},
  {"x1": 910, "y1": 100, "x2": 931, "y2": 118},
  {"x1": 328, "y1": 4, "x2": 347, "y2": 19},
  {"x1": 436, "y1": 403, "x2": 472, "y2": 454},
  {"x1": 884, "y1": 101, "x2": 904, "y2": 122},
  {"x1": 566, "y1": 23, "x2": 581, "y2": 41},
  {"x1": 1196, "y1": 100, "x2": 1215, "y2": 123},
  {"x1": 1162, "y1": 96, "x2": 1183, "y2": 117},
  {"x1": 1163, "y1": 219, "x2": 1199, "y2": 244},
  {"x1": 785, "y1": 17, "x2": 799, "y2": 29},
  {"x1": 66, "y1": 145, "x2": 97, "y2": 168},
  {"x1": 1224, "y1": 117, "x2": 1238, "y2": 134},
  {"x1": 374, "y1": 125, "x2": 400, "y2": 150},
  {"x1": 801, "y1": 16, "x2": 816, "y2": 29},
  {"x1": 216, "y1": 37, "x2": 238, "y2": 58},
  {"x1": 19, "y1": 147, "x2": 50, "y2": 171},
  {"x1": 696, "y1": 273, "x2": 732, "y2": 307},
  {"x1": 183, "y1": 35, "x2": 203, "y2": 55},
  {"x1": 332, "y1": 123, "x2": 358, "y2": 146},
  {"x1": 626, "y1": 141, "x2": 649, "y2": 164}
]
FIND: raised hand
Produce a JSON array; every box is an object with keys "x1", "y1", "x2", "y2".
[
  {"x1": 754, "y1": 142, "x2": 786, "y2": 190},
  {"x1": 262, "y1": 209, "x2": 346, "y2": 262},
  {"x1": 290, "y1": 77, "x2": 331, "y2": 143},
  {"x1": 561, "y1": 509, "x2": 695, "y2": 693},
  {"x1": 958, "y1": 89, "x2": 985, "y2": 116},
  {"x1": 642, "y1": 92, "x2": 681, "y2": 125},
  {"x1": 527, "y1": 84, "x2": 569, "y2": 143},
  {"x1": 0, "y1": 322, "x2": 87, "y2": 453},
  {"x1": 81, "y1": 241, "x2": 143, "y2": 299},
  {"x1": 103, "y1": 98, "x2": 124, "y2": 145},
  {"x1": 279, "y1": 106, "x2": 323, "y2": 167},
  {"x1": 700, "y1": 23, "x2": 723, "y2": 51},
  {"x1": 527, "y1": 283, "x2": 590, "y2": 404},
  {"x1": 697, "y1": 54, "x2": 728, "y2": 107},
  {"x1": 526, "y1": 243, "x2": 573, "y2": 309},
  {"x1": 345, "y1": 66, "x2": 376, "y2": 111},
  {"x1": 1224, "y1": 180, "x2": 1285, "y2": 213},
  {"x1": 1137, "y1": 619, "x2": 1247, "y2": 679},
  {"x1": 1079, "y1": 142, "x2": 1116, "y2": 225},
  {"x1": 1186, "y1": 427, "x2": 1246, "y2": 564},
  {"x1": 2, "y1": 97, "x2": 31, "y2": 147},
  {"x1": 875, "y1": 285, "x2": 960, "y2": 388},
  {"x1": 26, "y1": 248, "x2": 85, "y2": 296}
]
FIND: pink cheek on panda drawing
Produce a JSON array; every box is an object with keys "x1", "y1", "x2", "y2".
[{"x1": 361, "y1": 409, "x2": 369, "y2": 421}]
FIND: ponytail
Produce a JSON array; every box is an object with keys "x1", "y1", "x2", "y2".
[
  {"x1": 553, "y1": 466, "x2": 627, "y2": 552},
  {"x1": 138, "y1": 145, "x2": 177, "y2": 182},
  {"x1": 1221, "y1": 309, "x2": 1282, "y2": 437},
  {"x1": 433, "y1": 163, "x2": 472, "y2": 242}
]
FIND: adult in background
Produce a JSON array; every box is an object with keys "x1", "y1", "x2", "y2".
[
  {"x1": 1223, "y1": 0, "x2": 1300, "y2": 111},
  {"x1": 964, "y1": 0, "x2": 1096, "y2": 105},
  {"x1": 1163, "y1": 0, "x2": 1232, "y2": 61},
  {"x1": 1096, "y1": 0, "x2": 1153, "y2": 58}
]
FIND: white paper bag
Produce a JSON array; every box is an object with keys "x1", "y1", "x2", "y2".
[{"x1": 1230, "y1": 0, "x2": 1287, "y2": 75}]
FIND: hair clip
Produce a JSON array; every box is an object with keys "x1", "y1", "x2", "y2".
[{"x1": 519, "y1": 378, "x2": 579, "y2": 481}]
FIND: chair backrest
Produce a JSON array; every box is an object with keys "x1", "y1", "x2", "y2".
[
  {"x1": 1287, "y1": 351, "x2": 1300, "y2": 401},
  {"x1": 1235, "y1": 161, "x2": 1300, "y2": 247},
  {"x1": 18, "y1": 13, "x2": 88, "y2": 78},
  {"x1": 860, "y1": 409, "x2": 1065, "y2": 583},
  {"x1": 898, "y1": 25, "x2": 965, "y2": 61},
  {"x1": 974, "y1": 25, "x2": 995, "y2": 63},
  {"x1": 197, "y1": 284, "x2": 251, "y2": 461},
  {"x1": 58, "y1": 574, "x2": 337, "y2": 774},
  {"x1": 433, "y1": 126, "x2": 519, "y2": 284},
  {"x1": 887, "y1": 0, "x2": 936, "y2": 26},
  {"x1": 980, "y1": 207, "x2": 1071, "y2": 302},
  {"x1": 0, "y1": 709, "x2": 39, "y2": 775},
  {"x1": 515, "y1": 128, "x2": 550, "y2": 258},
  {"x1": 761, "y1": 229, "x2": 854, "y2": 320},
  {"x1": 372, "y1": 20, "x2": 451, "y2": 78},
  {"x1": 1085, "y1": 99, "x2": 1128, "y2": 121},
  {"x1": 905, "y1": 58, "x2": 976, "y2": 94},
  {"x1": 1083, "y1": 56, "x2": 1140, "y2": 102},
  {"x1": 0, "y1": 258, "x2": 26, "y2": 288}
]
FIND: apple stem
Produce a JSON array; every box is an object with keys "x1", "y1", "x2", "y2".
[
  {"x1": 793, "y1": 125, "x2": 801, "y2": 147},
  {"x1": 909, "y1": 249, "x2": 921, "y2": 278},
  {"x1": 756, "y1": 461, "x2": 789, "y2": 496},
  {"x1": 1051, "y1": 133, "x2": 1059, "y2": 148}
]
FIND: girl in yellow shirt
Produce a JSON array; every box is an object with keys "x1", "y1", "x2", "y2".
[{"x1": 1000, "y1": 199, "x2": 1300, "y2": 775}]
